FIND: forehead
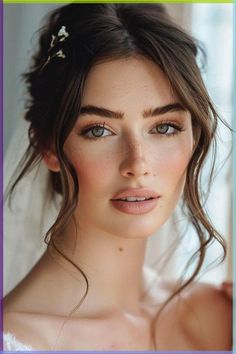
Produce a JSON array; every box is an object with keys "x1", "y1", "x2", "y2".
[{"x1": 82, "y1": 56, "x2": 178, "y2": 109}]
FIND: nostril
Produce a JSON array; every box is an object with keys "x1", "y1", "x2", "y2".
[{"x1": 119, "y1": 152, "x2": 151, "y2": 178}]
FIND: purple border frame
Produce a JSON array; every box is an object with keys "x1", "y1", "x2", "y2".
[
  {"x1": 0, "y1": 352, "x2": 234, "y2": 354},
  {"x1": 0, "y1": 0, "x2": 3, "y2": 351},
  {"x1": 0, "y1": 3, "x2": 234, "y2": 354}
]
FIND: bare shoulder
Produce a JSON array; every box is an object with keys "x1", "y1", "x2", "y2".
[
  {"x1": 4, "y1": 300, "x2": 60, "y2": 351},
  {"x1": 181, "y1": 282, "x2": 232, "y2": 350},
  {"x1": 4, "y1": 310, "x2": 51, "y2": 350}
]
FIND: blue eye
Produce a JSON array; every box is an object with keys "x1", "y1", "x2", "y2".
[
  {"x1": 81, "y1": 124, "x2": 113, "y2": 139},
  {"x1": 151, "y1": 123, "x2": 182, "y2": 136},
  {"x1": 89, "y1": 126, "x2": 105, "y2": 138}
]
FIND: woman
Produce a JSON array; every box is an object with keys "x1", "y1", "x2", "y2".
[{"x1": 3, "y1": 4, "x2": 232, "y2": 350}]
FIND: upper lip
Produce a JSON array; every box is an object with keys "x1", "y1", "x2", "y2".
[{"x1": 111, "y1": 188, "x2": 160, "y2": 200}]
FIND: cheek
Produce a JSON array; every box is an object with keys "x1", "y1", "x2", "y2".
[
  {"x1": 166, "y1": 151, "x2": 189, "y2": 178},
  {"x1": 153, "y1": 141, "x2": 192, "y2": 197},
  {"x1": 70, "y1": 149, "x2": 114, "y2": 188},
  {"x1": 154, "y1": 139, "x2": 191, "y2": 171}
]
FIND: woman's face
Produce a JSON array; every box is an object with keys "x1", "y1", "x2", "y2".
[{"x1": 63, "y1": 57, "x2": 194, "y2": 238}]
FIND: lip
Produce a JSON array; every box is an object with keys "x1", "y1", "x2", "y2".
[
  {"x1": 111, "y1": 188, "x2": 160, "y2": 200},
  {"x1": 110, "y1": 188, "x2": 160, "y2": 215}
]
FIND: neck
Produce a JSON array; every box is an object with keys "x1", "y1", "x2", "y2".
[{"x1": 47, "y1": 219, "x2": 148, "y2": 316}]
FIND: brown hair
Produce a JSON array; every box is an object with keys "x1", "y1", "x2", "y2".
[{"x1": 9, "y1": 4, "x2": 226, "y2": 349}]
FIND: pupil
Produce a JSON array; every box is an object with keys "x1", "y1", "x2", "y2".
[
  {"x1": 92, "y1": 127, "x2": 104, "y2": 137},
  {"x1": 158, "y1": 124, "x2": 168, "y2": 133}
]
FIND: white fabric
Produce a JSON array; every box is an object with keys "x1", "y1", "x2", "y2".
[{"x1": 3, "y1": 332, "x2": 32, "y2": 351}]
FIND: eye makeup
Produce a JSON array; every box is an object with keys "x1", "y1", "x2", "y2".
[{"x1": 77, "y1": 117, "x2": 186, "y2": 141}]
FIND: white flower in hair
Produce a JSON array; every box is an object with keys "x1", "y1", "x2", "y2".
[
  {"x1": 39, "y1": 25, "x2": 69, "y2": 73},
  {"x1": 58, "y1": 26, "x2": 69, "y2": 41},
  {"x1": 55, "y1": 50, "x2": 66, "y2": 59},
  {"x1": 50, "y1": 26, "x2": 69, "y2": 48}
]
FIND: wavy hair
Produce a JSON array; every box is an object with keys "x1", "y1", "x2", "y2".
[{"x1": 9, "y1": 4, "x2": 226, "y2": 349}]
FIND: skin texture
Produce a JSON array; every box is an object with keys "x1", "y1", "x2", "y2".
[
  {"x1": 4, "y1": 57, "x2": 232, "y2": 350},
  {"x1": 63, "y1": 57, "x2": 194, "y2": 239}
]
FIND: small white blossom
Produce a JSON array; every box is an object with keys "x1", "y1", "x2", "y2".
[
  {"x1": 58, "y1": 26, "x2": 69, "y2": 42},
  {"x1": 55, "y1": 50, "x2": 66, "y2": 59},
  {"x1": 40, "y1": 25, "x2": 68, "y2": 72}
]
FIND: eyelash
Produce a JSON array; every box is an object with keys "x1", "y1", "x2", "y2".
[
  {"x1": 150, "y1": 120, "x2": 185, "y2": 136},
  {"x1": 79, "y1": 121, "x2": 185, "y2": 140},
  {"x1": 80, "y1": 122, "x2": 111, "y2": 140}
]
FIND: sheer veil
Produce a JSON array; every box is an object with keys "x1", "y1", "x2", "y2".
[{"x1": 4, "y1": 120, "x2": 60, "y2": 296}]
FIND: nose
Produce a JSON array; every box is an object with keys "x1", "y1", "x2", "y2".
[{"x1": 119, "y1": 137, "x2": 151, "y2": 179}]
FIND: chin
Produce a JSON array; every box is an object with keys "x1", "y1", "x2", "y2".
[{"x1": 110, "y1": 218, "x2": 162, "y2": 239}]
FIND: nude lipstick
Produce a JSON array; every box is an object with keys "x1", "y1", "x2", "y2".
[{"x1": 110, "y1": 188, "x2": 160, "y2": 215}]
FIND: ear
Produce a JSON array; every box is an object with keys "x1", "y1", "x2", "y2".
[{"x1": 42, "y1": 150, "x2": 60, "y2": 172}]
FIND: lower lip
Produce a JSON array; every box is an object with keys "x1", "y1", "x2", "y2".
[{"x1": 110, "y1": 198, "x2": 159, "y2": 215}]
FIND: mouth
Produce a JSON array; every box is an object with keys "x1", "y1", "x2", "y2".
[
  {"x1": 113, "y1": 196, "x2": 156, "y2": 202},
  {"x1": 111, "y1": 187, "x2": 160, "y2": 200},
  {"x1": 110, "y1": 188, "x2": 160, "y2": 215}
]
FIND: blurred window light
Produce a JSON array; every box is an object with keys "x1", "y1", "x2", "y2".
[{"x1": 188, "y1": 4, "x2": 233, "y2": 283}]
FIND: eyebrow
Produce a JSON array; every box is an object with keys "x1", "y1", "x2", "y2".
[
  {"x1": 79, "y1": 102, "x2": 186, "y2": 120},
  {"x1": 143, "y1": 102, "x2": 186, "y2": 118}
]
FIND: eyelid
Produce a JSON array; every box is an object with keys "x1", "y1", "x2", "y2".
[
  {"x1": 81, "y1": 122, "x2": 106, "y2": 133},
  {"x1": 78, "y1": 119, "x2": 185, "y2": 139},
  {"x1": 150, "y1": 119, "x2": 184, "y2": 131},
  {"x1": 79, "y1": 122, "x2": 114, "y2": 139}
]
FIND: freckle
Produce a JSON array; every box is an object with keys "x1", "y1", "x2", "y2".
[{"x1": 118, "y1": 247, "x2": 123, "y2": 252}]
